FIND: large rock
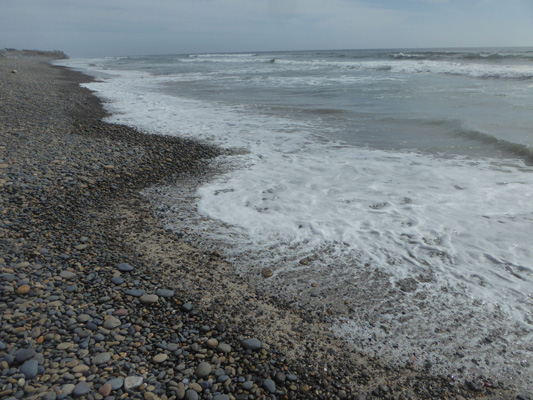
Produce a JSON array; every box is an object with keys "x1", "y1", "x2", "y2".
[{"x1": 242, "y1": 338, "x2": 262, "y2": 351}]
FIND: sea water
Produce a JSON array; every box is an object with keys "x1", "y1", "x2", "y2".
[{"x1": 59, "y1": 48, "x2": 533, "y2": 390}]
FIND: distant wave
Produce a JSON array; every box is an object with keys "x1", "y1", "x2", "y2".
[{"x1": 389, "y1": 50, "x2": 533, "y2": 62}]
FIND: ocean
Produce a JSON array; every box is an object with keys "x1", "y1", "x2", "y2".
[{"x1": 59, "y1": 48, "x2": 533, "y2": 390}]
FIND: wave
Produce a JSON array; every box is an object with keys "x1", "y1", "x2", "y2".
[{"x1": 388, "y1": 49, "x2": 533, "y2": 62}]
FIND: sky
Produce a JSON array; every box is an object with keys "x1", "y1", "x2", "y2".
[{"x1": 1, "y1": 0, "x2": 533, "y2": 57}]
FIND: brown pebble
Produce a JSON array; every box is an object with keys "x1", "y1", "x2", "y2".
[
  {"x1": 16, "y1": 285, "x2": 30, "y2": 295},
  {"x1": 100, "y1": 383, "x2": 112, "y2": 396},
  {"x1": 261, "y1": 268, "x2": 274, "y2": 278}
]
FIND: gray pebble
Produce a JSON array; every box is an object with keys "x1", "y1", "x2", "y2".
[
  {"x1": 19, "y1": 359, "x2": 38, "y2": 379},
  {"x1": 156, "y1": 288, "x2": 175, "y2": 297},
  {"x1": 242, "y1": 338, "x2": 262, "y2": 351},
  {"x1": 195, "y1": 361, "x2": 211, "y2": 379},
  {"x1": 184, "y1": 389, "x2": 198, "y2": 400},
  {"x1": 117, "y1": 263, "x2": 134, "y2": 272},
  {"x1": 263, "y1": 379, "x2": 276, "y2": 393},
  {"x1": 16, "y1": 348, "x2": 36, "y2": 363},
  {"x1": 73, "y1": 381, "x2": 91, "y2": 396}
]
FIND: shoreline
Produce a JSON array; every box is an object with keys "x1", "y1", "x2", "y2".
[{"x1": 0, "y1": 53, "x2": 522, "y2": 399}]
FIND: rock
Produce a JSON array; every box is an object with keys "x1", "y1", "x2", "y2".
[
  {"x1": 73, "y1": 381, "x2": 91, "y2": 396},
  {"x1": 217, "y1": 343, "x2": 231, "y2": 353},
  {"x1": 195, "y1": 361, "x2": 211, "y2": 378},
  {"x1": 140, "y1": 294, "x2": 159, "y2": 305},
  {"x1": 16, "y1": 284, "x2": 30, "y2": 295},
  {"x1": 206, "y1": 339, "x2": 218, "y2": 349},
  {"x1": 261, "y1": 268, "x2": 274, "y2": 278},
  {"x1": 156, "y1": 288, "x2": 175, "y2": 297},
  {"x1": 263, "y1": 379, "x2": 276, "y2": 393},
  {"x1": 111, "y1": 276, "x2": 125, "y2": 285},
  {"x1": 213, "y1": 395, "x2": 229, "y2": 400},
  {"x1": 59, "y1": 270, "x2": 76, "y2": 279},
  {"x1": 153, "y1": 353, "x2": 168, "y2": 363},
  {"x1": 103, "y1": 317, "x2": 121, "y2": 329},
  {"x1": 106, "y1": 377, "x2": 124, "y2": 390},
  {"x1": 57, "y1": 342, "x2": 73, "y2": 350},
  {"x1": 19, "y1": 359, "x2": 38, "y2": 379},
  {"x1": 184, "y1": 389, "x2": 198, "y2": 400},
  {"x1": 145, "y1": 393, "x2": 161, "y2": 400},
  {"x1": 124, "y1": 376, "x2": 143, "y2": 391},
  {"x1": 100, "y1": 383, "x2": 112, "y2": 396},
  {"x1": 189, "y1": 383, "x2": 202, "y2": 392},
  {"x1": 125, "y1": 289, "x2": 146, "y2": 297},
  {"x1": 91, "y1": 352, "x2": 111, "y2": 365},
  {"x1": 61, "y1": 384, "x2": 76, "y2": 396},
  {"x1": 117, "y1": 263, "x2": 134, "y2": 272},
  {"x1": 16, "y1": 348, "x2": 36, "y2": 363},
  {"x1": 242, "y1": 381, "x2": 254, "y2": 390},
  {"x1": 181, "y1": 303, "x2": 193, "y2": 312},
  {"x1": 242, "y1": 338, "x2": 262, "y2": 351}
]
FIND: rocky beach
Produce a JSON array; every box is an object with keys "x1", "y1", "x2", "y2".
[{"x1": 0, "y1": 51, "x2": 526, "y2": 400}]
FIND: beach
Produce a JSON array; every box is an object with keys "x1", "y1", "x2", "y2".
[{"x1": 0, "y1": 51, "x2": 524, "y2": 400}]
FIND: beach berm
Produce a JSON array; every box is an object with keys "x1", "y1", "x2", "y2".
[{"x1": 0, "y1": 50, "x2": 522, "y2": 399}]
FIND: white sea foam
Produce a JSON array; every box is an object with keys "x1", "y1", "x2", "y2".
[{"x1": 60, "y1": 56, "x2": 533, "y2": 391}]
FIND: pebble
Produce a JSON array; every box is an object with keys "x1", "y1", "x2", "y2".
[
  {"x1": 195, "y1": 361, "x2": 211, "y2": 378},
  {"x1": 125, "y1": 288, "x2": 146, "y2": 297},
  {"x1": 184, "y1": 389, "x2": 199, "y2": 400},
  {"x1": 73, "y1": 381, "x2": 91, "y2": 396},
  {"x1": 16, "y1": 284, "x2": 30, "y2": 295},
  {"x1": 59, "y1": 270, "x2": 76, "y2": 279},
  {"x1": 105, "y1": 377, "x2": 123, "y2": 390},
  {"x1": 217, "y1": 343, "x2": 231, "y2": 353},
  {"x1": 117, "y1": 263, "x2": 134, "y2": 272},
  {"x1": 103, "y1": 317, "x2": 121, "y2": 329},
  {"x1": 242, "y1": 338, "x2": 262, "y2": 351},
  {"x1": 124, "y1": 376, "x2": 143, "y2": 391},
  {"x1": 153, "y1": 353, "x2": 168, "y2": 363},
  {"x1": 91, "y1": 352, "x2": 112, "y2": 365},
  {"x1": 263, "y1": 379, "x2": 276, "y2": 393},
  {"x1": 140, "y1": 294, "x2": 159, "y2": 305},
  {"x1": 155, "y1": 288, "x2": 175, "y2": 297},
  {"x1": 19, "y1": 359, "x2": 39, "y2": 379},
  {"x1": 16, "y1": 348, "x2": 36, "y2": 363}
]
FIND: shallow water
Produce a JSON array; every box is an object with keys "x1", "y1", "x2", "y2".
[{"x1": 59, "y1": 48, "x2": 533, "y2": 390}]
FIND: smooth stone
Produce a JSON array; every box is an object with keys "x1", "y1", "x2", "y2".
[
  {"x1": 57, "y1": 342, "x2": 73, "y2": 350},
  {"x1": 181, "y1": 303, "x2": 193, "y2": 312},
  {"x1": 16, "y1": 348, "x2": 36, "y2": 363},
  {"x1": 61, "y1": 384, "x2": 76, "y2": 395},
  {"x1": 19, "y1": 359, "x2": 38, "y2": 379},
  {"x1": 73, "y1": 381, "x2": 91, "y2": 396},
  {"x1": 155, "y1": 289, "x2": 174, "y2": 298},
  {"x1": 91, "y1": 352, "x2": 111, "y2": 365},
  {"x1": 124, "y1": 376, "x2": 143, "y2": 391},
  {"x1": 113, "y1": 309, "x2": 128, "y2": 316},
  {"x1": 214, "y1": 395, "x2": 230, "y2": 400},
  {"x1": 189, "y1": 383, "x2": 202, "y2": 392},
  {"x1": 195, "y1": 362, "x2": 211, "y2": 379},
  {"x1": 15, "y1": 262, "x2": 31, "y2": 268},
  {"x1": 139, "y1": 294, "x2": 159, "y2": 305},
  {"x1": 124, "y1": 289, "x2": 146, "y2": 297},
  {"x1": 152, "y1": 354, "x2": 168, "y2": 363},
  {"x1": 242, "y1": 381, "x2": 254, "y2": 391},
  {"x1": 77, "y1": 314, "x2": 91, "y2": 323},
  {"x1": 16, "y1": 284, "x2": 30, "y2": 295},
  {"x1": 100, "y1": 383, "x2": 112, "y2": 396},
  {"x1": 184, "y1": 390, "x2": 198, "y2": 400},
  {"x1": 261, "y1": 268, "x2": 274, "y2": 278},
  {"x1": 59, "y1": 271, "x2": 76, "y2": 279},
  {"x1": 216, "y1": 343, "x2": 231, "y2": 354},
  {"x1": 111, "y1": 277, "x2": 124, "y2": 285},
  {"x1": 103, "y1": 317, "x2": 121, "y2": 329},
  {"x1": 206, "y1": 339, "x2": 218, "y2": 349},
  {"x1": 72, "y1": 365, "x2": 90, "y2": 373},
  {"x1": 263, "y1": 379, "x2": 276, "y2": 393},
  {"x1": 242, "y1": 338, "x2": 262, "y2": 351},
  {"x1": 106, "y1": 377, "x2": 124, "y2": 390},
  {"x1": 117, "y1": 263, "x2": 134, "y2": 272}
]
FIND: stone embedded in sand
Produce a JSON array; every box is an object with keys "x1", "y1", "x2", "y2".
[{"x1": 261, "y1": 268, "x2": 274, "y2": 278}]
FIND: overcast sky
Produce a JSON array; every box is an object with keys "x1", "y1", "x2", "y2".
[{"x1": 1, "y1": 0, "x2": 533, "y2": 57}]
